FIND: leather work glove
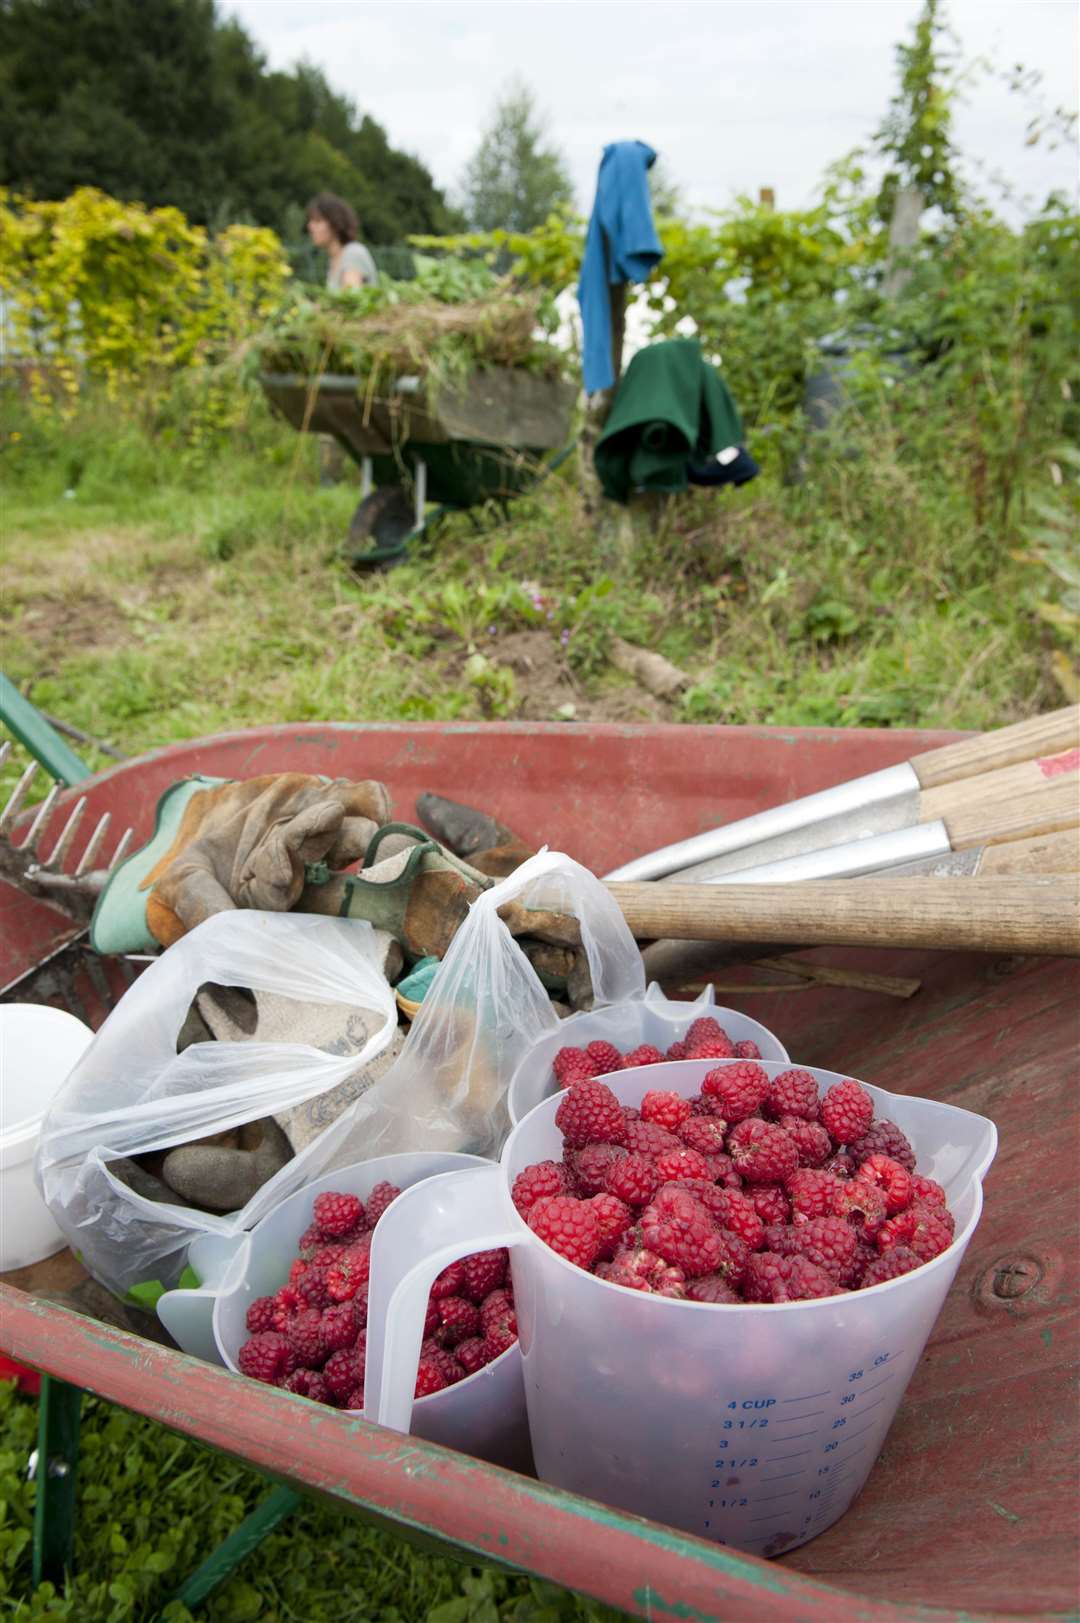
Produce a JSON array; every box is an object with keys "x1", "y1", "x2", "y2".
[{"x1": 143, "y1": 773, "x2": 392, "y2": 947}]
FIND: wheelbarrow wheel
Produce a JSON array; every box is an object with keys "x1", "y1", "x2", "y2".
[{"x1": 345, "y1": 485, "x2": 416, "y2": 567}]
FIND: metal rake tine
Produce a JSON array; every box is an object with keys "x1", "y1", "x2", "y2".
[
  {"x1": 42, "y1": 796, "x2": 88, "y2": 871},
  {"x1": 23, "y1": 782, "x2": 62, "y2": 852},
  {"x1": 0, "y1": 760, "x2": 40, "y2": 836},
  {"x1": 108, "y1": 827, "x2": 135, "y2": 870},
  {"x1": 75, "y1": 810, "x2": 112, "y2": 876}
]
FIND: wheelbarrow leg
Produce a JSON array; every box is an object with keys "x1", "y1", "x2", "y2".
[
  {"x1": 171, "y1": 1484, "x2": 302, "y2": 1610},
  {"x1": 31, "y1": 1376, "x2": 83, "y2": 1587}
]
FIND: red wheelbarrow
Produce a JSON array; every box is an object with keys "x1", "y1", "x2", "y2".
[{"x1": 1, "y1": 720, "x2": 1077, "y2": 1620}]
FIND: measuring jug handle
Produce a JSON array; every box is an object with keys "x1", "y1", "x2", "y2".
[
  {"x1": 366, "y1": 1164, "x2": 519, "y2": 1435},
  {"x1": 156, "y1": 1230, "x2": 251, "y2": 1363}
]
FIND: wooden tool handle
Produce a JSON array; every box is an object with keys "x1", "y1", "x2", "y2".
[
  {"x1": 606, "y1": 877, "x2": 1080, "y2": 956},
  {"x1": 920, "y1": 748, "x2": 1080, "y2": 828},
  {"x1": 941, "y1": 778, "x2": 1080, "y2": 851},
  {"x1": 976, "y1": 825, "x2": 1080, "y2": 874},
  {"x1": 912, "y1": 705, "x2": 1079, "y2": 789}
]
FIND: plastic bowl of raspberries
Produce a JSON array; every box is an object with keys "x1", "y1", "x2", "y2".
[
  {"x1": 215, "y1": 1152, "x2": 530, "y2": 1466},
  {"x1": 512, "y1": 1016, "x2": 988, "y2": 1302},
  {"x1": 507, "y1": 995, "x2": 789, "y2": 1125}
]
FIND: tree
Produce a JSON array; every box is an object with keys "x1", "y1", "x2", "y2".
[
  {"x1": 0, "y1": 0, "x2": 459, "y2": 246},
  {"x1": 460, "y1": 82, "x2": 574, "y2": 234},
  {"x1": 874, "y1": 0, "x2": 961, "y2": 221}
]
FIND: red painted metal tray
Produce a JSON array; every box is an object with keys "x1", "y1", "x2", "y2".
[{"x1": 3, "y1": 722, "x2": 1077, "y2": 1620}]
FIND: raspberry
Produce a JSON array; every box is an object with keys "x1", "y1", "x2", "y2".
[
  {"x1": 288, "y1": 1257, "x2": 309, "y2": 1288},
  {"x1": 313, "y1": 1190, "x2": 365, "y2": 1239},
  {"x1": 553, "y1": 1046, "x2": 598, "y2": 1086},
  {"x1": 319, "y1": 1302, "x2": 357, "y2": 1357},
  {"x1": 743, "y1": 1252, "x2": 840, "y2": 1303},
  {"x1": 734, "y1": 1039, "x2": 762, "y2": 1060},
  {"x1": 859, "y1": 1154, "x2": 913, "y2": 1214},
  {"x1": 422, "y1": 1339, "x2": 466, "y2": 1387},
  {"x1": 749, "y1": 1183, "x2": 791, "y2": 1225},
  {"x1": 686, "y1": 1273, "x2": 741, "y2": 1303},
  {"x1": 654, "y1": 1146, "x2": 712, "y2": 1183},
  {"x1": 677, "y1": 1183, "x2": 765, "y2": 1249},
  {"x1": 528, "y1": 1195, "x2": 601, "y2": 1268},
  {"x1": 597, "y1": 1246, "x2": 687, "y2": 1297},
  {"x1": 587, "y1": 1192, "x2": 633, "y2": 1256},
  {"x1": 430, "y1": 1259, "x2": 467, "y2": 1299},
  {"x1": 640, "y1": 1185, "x2": 729, "y2": 1279},
  {"x1": 765, "y1": 1068, "x2": 820, "y2": 1121},
  {"x1": 238, "y1": 1331, "x2": 297, "y2": 1385},
  {"x1": 296, "y1": 1261, "x2": 333, "y2": 1310},
  {"x1": 462, "y1": 1248, "x2": 509, "y2": 1303},
  {"x1": 555, "y1": 1079, "x2": 627, "y2": 1148},
  {"x1": 914, "y1": 1198, "x2": 954, "y2": 1234},
  {"x1": 326, "y1": 1240, "x2": 372, "y2": 1303},
  {"x1": 623, "y1": 1117, "x2": 681, "y2": 1157},
  {"x1": 849, "y1": 1120, "x2": 916, "y2": 1173},
  {"x1": 298, "y1": 1223, "x2": 322, "y2": 1253},
  {"x1": 245, "y1": 1295, "x2": 277, "y2": 1334},
  {"x1": 568, "y1": 1141, "x2": 626, "y2": 1194},
  {"x1": 907, "y1": 1208, "x2": 954, "y2": 1262},
  {"x1": 707, "y1": 1153, "x2": 742, "y2": 1188},
  {"x1": 286, "y1": 1307, "x2": 325, "y2": 1368},
  {"x1": 779, "y1": 1117, "x2": 832, "y2": 1168},
  {"x1": 762, "y1": 1223, "x2": 801, "y2": 1256},
  {"x1": 511, "y1": 1160, "x2": 572, "y2": 1216},
  {"x1": 678, "y1": 1117, "x2": 728, "y2": 1155},
  {"x1": 436, "y1": 1296, "x2": 482, "y2": 1347},
  {"x1": 702, "y1": 1062, "x2": 771, "y2": 1123},
  {"x1": 832, "y1": 1178, "x2": 888, "y2": 1238},
  {"x1": 351, "y1": 1283, "x2": 370, "y2": 1333},
  {"x1": 787, "y1": 1216, "x2": 858, "y2": 1280},
  {"x1": 364, "y1": 1181, "x2": 402, "y2": 1229},
  {"x1": 622, "y1": 1106, "x2": 642, "y2": 1121},
  {"x1": 861, "y1": 1246, "x2": 922, "y2": 1287},
  {"x1": 727, "y1": 1119, "x2": 799, "y2": 1183},
  {"x1": 586, "y1": 1040, "x2": 624, "y2": 1075},
  {"x1": 787, "y1": 1168, "x2": 843, "y2": 1221},
  {"x1": 269, "y1": 1286, "x2": 301, "y2": 1331},
  {"x1": 684, "y1": 1016, "x2": 723, "y2": 1045},
  {"x1": 620, "y1": 1044, "x2": 665, "y2": 1068},
  {"x1": 414, "y1": 1356, "x2": 448, "y2": 1397},
  {"x1": 603, "y1": 1151, "x2": 661, "y2": 1208},
  {"x1": 456, "y1": 1336, "x2": 497, "y2": 1375},
  {"x1": 691, "y1": 1044, "x2": 741, "y2": 1068},
  {"x1": 283, "y1": 1368, "x2": 329, "y2": 1403},
  {"x1": 665, "y1": 1040, "x2": 689, "y2": 1061},
  {"x1": 911, "y1": 1175, "x2": 948, "y2": 1208},
  {"x1": 641, "y1": 1090, "x2": 693, "y2": 1132},
  {"x1": 323, "y1": 1346, "x2": 365, "y2": 1403},
  {"x1": 479, "y1": 1288, "x2": 517, "y2": 1352},
  {"x1": 820, "y1": 1080, "x2": 874, "y2": 1144},
  {"x1": 844, "y1": 1237, "x2": 879, "y2": 1288},
  {"x1": 311, "y1": 1244, "x2": 348, "y2": 1269}
]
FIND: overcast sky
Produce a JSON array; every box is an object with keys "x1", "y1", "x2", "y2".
[{"x1": 220, "y1": 0, "x2": 1078, "y2": 222}]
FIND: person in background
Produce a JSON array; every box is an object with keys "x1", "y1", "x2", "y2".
[{"x1": 305, "y1": 192, "x2": 378, "y2": 290}]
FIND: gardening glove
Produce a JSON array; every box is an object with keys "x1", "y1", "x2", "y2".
[
  {"x1": 416, "y1": 791, "x2": 535, "y2": 877},
  {"x1": 143, "y1": 773, "x2": 392, "y2": 947}
]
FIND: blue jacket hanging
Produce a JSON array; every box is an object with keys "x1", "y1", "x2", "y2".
[{"x1": 578, "y1": 140, "x2": 664, "y2": 395}]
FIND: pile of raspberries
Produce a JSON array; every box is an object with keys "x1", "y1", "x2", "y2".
[
  {"x1": 236, "y1": 1183, "x2": 516, "y2": 1406},
  {"x1": 517, "y1": 1021, "x2": 954, "y2": 1303},
  {"x1": 551, "y1": 1017, "x2": 762, "y2": 1087}
]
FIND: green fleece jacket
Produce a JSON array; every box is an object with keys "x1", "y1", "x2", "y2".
[{"x1": 594, "y1": 338, "x2": 743, "y2": 503}]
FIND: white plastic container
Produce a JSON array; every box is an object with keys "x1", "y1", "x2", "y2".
[
  {"x1": 158, "y1": 1152, "x2": 530, "y2": 1472},
  {"x1": 507, "y1": 983, "x2": 789, "y2": 1125},
  {"x1": 367, "y1": 1060, "x2": 996, "y2": 1557},
  {"x1": 1, "y1": 1005, "x2": 93, "y2": 1271}
]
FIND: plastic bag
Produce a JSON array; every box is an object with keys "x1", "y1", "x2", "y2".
[
  {"x1": 35, "y1": 910, "x2": 397, "y2": 1297},
  {"x1": 325, "y1": 850, "x2": 645, "y2": 1166}
]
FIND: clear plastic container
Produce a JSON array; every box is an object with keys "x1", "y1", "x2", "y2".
[
  {"x1": 158, "y1": 1152, "x2": 530, "y2": 1471},
  {"x1": 367, "y1": 1060, "x2": 996, "y2": 1556},
  {"x1": 507, "y1": 983, "x2": 789, "y2": 1125}
]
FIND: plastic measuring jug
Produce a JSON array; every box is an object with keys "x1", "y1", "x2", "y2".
[
  {"x1": 158, "y1": 1151, "x2": 531, "y2": 1472},
  {"x1": 367, "y1": 1060, "x2": 996, "y2": 1556},
  {"x1": 507, "y1": 984, "x2": 789, "y2": 1125}
]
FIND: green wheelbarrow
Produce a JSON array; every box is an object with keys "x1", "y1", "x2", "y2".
[{"x1": 259, "y1": 367, "x2": 579, "y2": 564}]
